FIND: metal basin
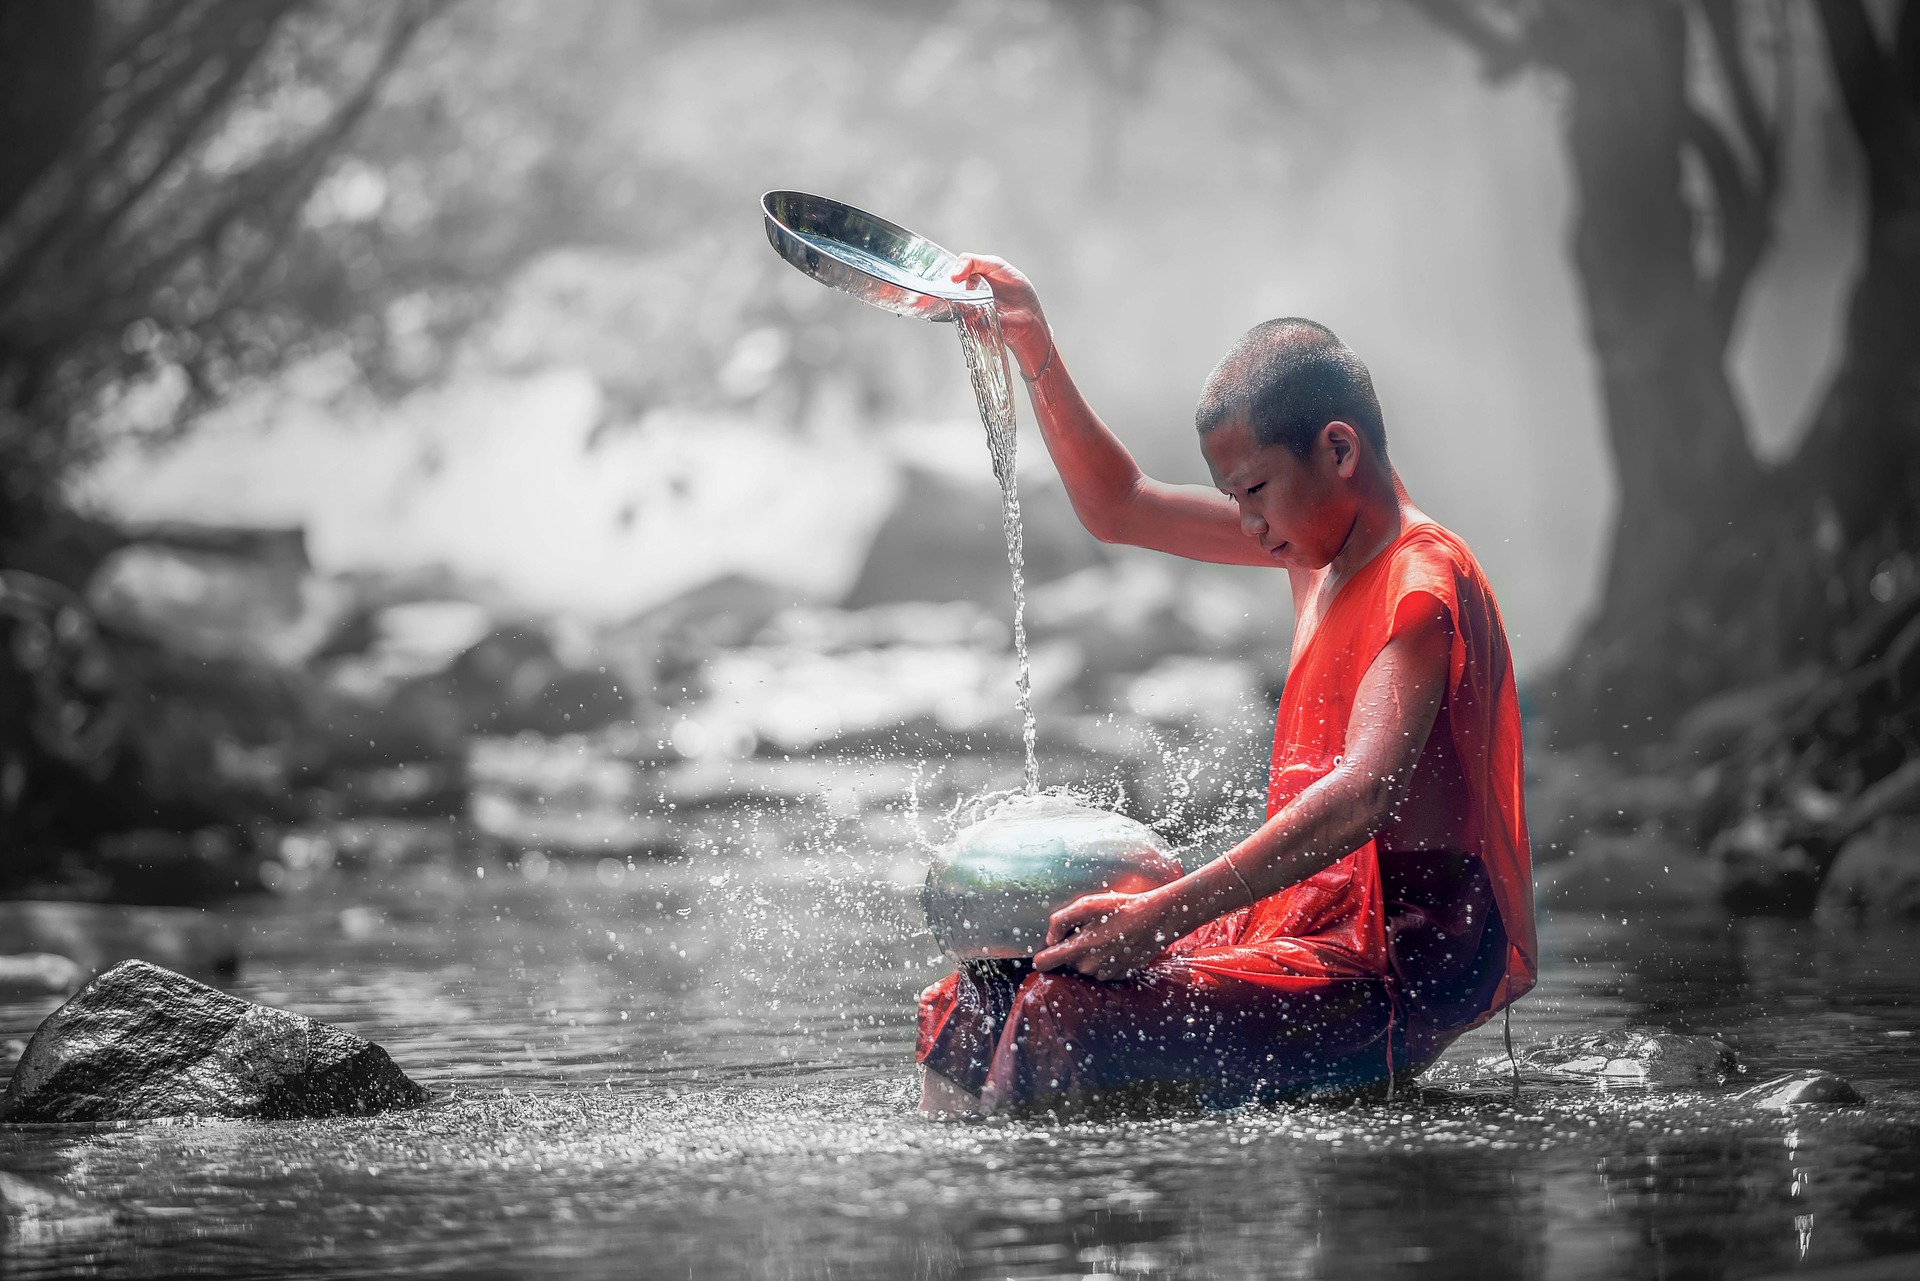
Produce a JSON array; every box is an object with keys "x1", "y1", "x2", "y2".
[
  {"x1": 923, "y1": 797, "x2": 1184, "y2": 961},
  {"x1": 761, "y1": 190, "x2": 991, "y2": 323}
]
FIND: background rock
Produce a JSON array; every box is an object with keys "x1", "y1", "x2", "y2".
[
  {"x1": 1534, "y1": 834, "x2": 1721, "y2": 913},
  {"x1": 84, "y1": 525, "x2": 350, "y2": 667},
  {"x1": 0, "y1": 902, "x2": 238, "y2": 980},
  {"x1": 1815, "y1": 816, "x2": 1920, "y2": 925},
  {"x1": 0, "y1": 960, "x2": 428, "y2": 1123},
  {"x1": 0, "y1": 953, "x2": 85, "y2": 997},
  {"x1": 842, "y1": 467, "x2": 1105, "y2": 609}
]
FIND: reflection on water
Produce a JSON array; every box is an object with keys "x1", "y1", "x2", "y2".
[{"x1": 3, "y1": 840, "x2": 1918, "y2": 1279}]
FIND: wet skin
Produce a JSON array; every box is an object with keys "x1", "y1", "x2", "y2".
[{"x1": 945, "y1": 254, "x2": 1458, "y2": 987}]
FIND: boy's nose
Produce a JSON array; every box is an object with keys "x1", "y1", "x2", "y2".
[{"x1": 1239, "y1": 507, "x2": 1267, "y2": 538}]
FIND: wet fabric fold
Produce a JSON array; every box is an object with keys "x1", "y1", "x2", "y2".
[{"x1": 917, "y1": 521, "x2": 1533, "y2": 1113}]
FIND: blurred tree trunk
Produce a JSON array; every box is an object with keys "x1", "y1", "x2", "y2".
[
  {"x1": 1411, "y1": 0, "x2": 1919, "y2": 745},
  {"x1": 1795, "y1": 0, "x2": 1920, "y2": 593},
  {"x1": 1534, "y1": 2, "x2": 1773, "y2": 739}
]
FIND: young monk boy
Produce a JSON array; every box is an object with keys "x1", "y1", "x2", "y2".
[{"x1": 916, "y1": 256, "x2": 1536, "y2": 1117}]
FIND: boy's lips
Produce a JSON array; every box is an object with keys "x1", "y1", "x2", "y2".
[{"x1": 1267, "y1": 541, "x2": 1290, "y2": 560}]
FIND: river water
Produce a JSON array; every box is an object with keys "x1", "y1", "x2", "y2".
[{"x1": 3, "y1": 816, "x2": 1918, "y2": 1279}]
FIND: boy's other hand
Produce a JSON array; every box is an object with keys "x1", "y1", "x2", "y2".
[
  {"x1": 1033, "y1": 889, "x2": 1171, "y2": 982},
  {"x1": 949, "y1": 254, "x2": 1051, "y2": 377}
]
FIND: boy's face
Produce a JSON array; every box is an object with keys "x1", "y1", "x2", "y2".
[{"x1": 1201, "y1": 413, "x2": 1361, "y2": 571}]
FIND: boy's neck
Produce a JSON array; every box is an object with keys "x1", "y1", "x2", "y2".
[{"x1": 1326, "y1": 461, "x2": 1418, "y2": 585}]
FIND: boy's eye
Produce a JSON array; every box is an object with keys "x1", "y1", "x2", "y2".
[{"x1": 1246, "y1": 482, "x2": 1266, "y2": 496}]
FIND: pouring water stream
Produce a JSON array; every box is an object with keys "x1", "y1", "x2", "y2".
[{"x1": 952, "y1": 298, "x2": 1039, "y2": 795}]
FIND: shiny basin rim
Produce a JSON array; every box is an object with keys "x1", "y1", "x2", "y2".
[{"x1": 760, "y1": 189, "x2": 991, "y2": 305}]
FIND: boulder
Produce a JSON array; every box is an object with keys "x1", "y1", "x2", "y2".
[
  {"x1": 0, "y1": 954, "x2": 86, "y2": 998},
  {"x1": 83, "y1": 525, "x2": 351, "y2": 668},
  {"x1": 0, "y1": 960, "x2": 428, "y2": 1123},
  {"x1": 842, "y1": 466, "x2": 1104, "y2": 609},
  {"x1": 0, "y1": 901, "x2": 238, "y2": 979},
  {"x1": 1672, "y1": 667, "x2": 1826, "y2": 759},
  {"x1": 1498, "y1": 1027, "x2": 1738, "y2": 1086},
  {"x1": 1734, "y1": 1071, "x2": 1863, "y2": 1110},
  {"x1": 1816, "y1": 816, "x2": 1920, "y2": 925},
  {"x1": 1711, "y1": 813, "x2": 1825, "y2": 915},
  {"x1": 390, "y1": 626, "x2": 630, "y2": 739},
  {"x1": 1533, "y1": 834, "x2": 1721, "y2": 913}
]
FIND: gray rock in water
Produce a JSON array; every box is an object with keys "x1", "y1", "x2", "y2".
[
  {"x1": 1505, "y1": 1027, "x2": 1739, "y2": 1086},
  {"x1": 1735, "y1": 1071, "x2": 1864, "y2": 1110},
  {"x1": 0, "y1": 960, "x2": 428, "y2": 1123}
]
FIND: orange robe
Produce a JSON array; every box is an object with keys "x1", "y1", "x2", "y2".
[{"x1": 916, "y1": 520, "x2": 1535, "y2": 1110}]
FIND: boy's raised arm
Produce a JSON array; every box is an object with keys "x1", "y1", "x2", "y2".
[{"x1": 950, "y1": 255, "x2": 1270, "y2": 568}]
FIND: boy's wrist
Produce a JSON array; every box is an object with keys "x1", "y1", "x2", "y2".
[
  {"x1": 1020, "y1": 338, "x2": 1056, "y2": 383},
  {"x1": 1012, "y1": 326, "x2": 1054, "y2": 380},
  {"x1": 1143, "y1": 879, "x2": 1198, "y2": 941}
]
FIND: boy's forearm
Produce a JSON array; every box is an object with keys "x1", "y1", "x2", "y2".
[
  {"x1": 1020, "y1": 341, "x2": 1151, "y2": 544},
  {"x1": 1144, "y1": 765, "x2": 1394, "y2": 939}
]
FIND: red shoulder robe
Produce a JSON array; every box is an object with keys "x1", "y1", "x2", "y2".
[{"x1": 1175, "y1": 520, "x2": 1536, "y2": 1025}]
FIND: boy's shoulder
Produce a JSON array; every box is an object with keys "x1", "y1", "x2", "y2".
[
  {"x1": 1386, "y1": 519, "x2": 1483, "y2": 584},
  {"x1": 1385, "y1": 521, "x2": 1510, "y2": 630}
]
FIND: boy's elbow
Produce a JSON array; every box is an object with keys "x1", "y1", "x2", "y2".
[
  {"x1": 1076, "y1": 502, "x2": 1129, "y2": 546},
  {"x1": 1349, "y1": 769, "x2": 1405, "y2": 836},
  {"x1": 1077, "y1": 484, "x2": 1145, "y2": 546}
]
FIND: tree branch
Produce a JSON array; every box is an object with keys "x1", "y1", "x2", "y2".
[
  {"x1": 0, "y1": 2, "x2": 280, "y2": 304},
  {"x1": 103, "y1": 0, "x2": 202, "y2": 71},
  {"x1": 1898, "y1": 0, "x2": 1920, "y2": 107},
  {"x1": 1188, "y1": 16, "x2": 1299, "y2": 112},
  {"x1": 0, "y1": 0, "x2": 97, "y2": 225},
  {"x1": 84, "y1": 6, "x2": 295, "y2": 253},
  {"x1": 1685, "y1": 104, "x2": 1773, "y2": 341},
  {"x1": 82, "y1": 1, "x2": 441, "y2": 337},
  {"x1": 1814, "y1": 0, "x2": 1900, "y2": 169},
  {"x1": 1697, "y1": 0, "x2": 1773, "y2": 181},
  {"x1": 1401, "y1": 0, "x2": 1532, "y2": 82}
]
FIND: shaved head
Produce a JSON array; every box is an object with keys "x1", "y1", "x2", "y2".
[{"x1": 1196, "y1": 318, "x2": 1387, "y2": 458}]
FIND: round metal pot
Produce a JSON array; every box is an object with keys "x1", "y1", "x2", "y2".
[{"x1": 923, "y1": 797, "x2": 1184, "y2": 961}]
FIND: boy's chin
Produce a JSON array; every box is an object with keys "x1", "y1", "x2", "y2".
[{"x1": 1268, "y1": 543, "x2": 1328, "y2": 571}]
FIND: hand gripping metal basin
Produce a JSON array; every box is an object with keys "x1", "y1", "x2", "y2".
[
  {"x1": 923, "y1": 797, "x2": 1184, "y2": 961},
  {"x1": 761, "y1": 190, "x2": 992, "y2": 323}
]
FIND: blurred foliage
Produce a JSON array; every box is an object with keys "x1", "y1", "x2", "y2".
[
  {"x1": 3, "y1": 0, "x2": 1398, "y2": 517},
  {"x1": 0, "y1": 0, "x2": 445, "y2": 538}
]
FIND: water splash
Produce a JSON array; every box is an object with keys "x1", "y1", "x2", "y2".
[{"x1": 952, "y1": 298, "x2": 1038, "y2": 794}]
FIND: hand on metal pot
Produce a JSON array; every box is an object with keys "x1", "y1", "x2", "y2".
[{"x1": 1032, "y1": 889, "x2": 1174, "y2": 982}]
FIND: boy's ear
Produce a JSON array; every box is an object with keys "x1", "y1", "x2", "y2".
[{"x1": 1324, "y1": 421, "x2": 1359, "y2": 477}]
